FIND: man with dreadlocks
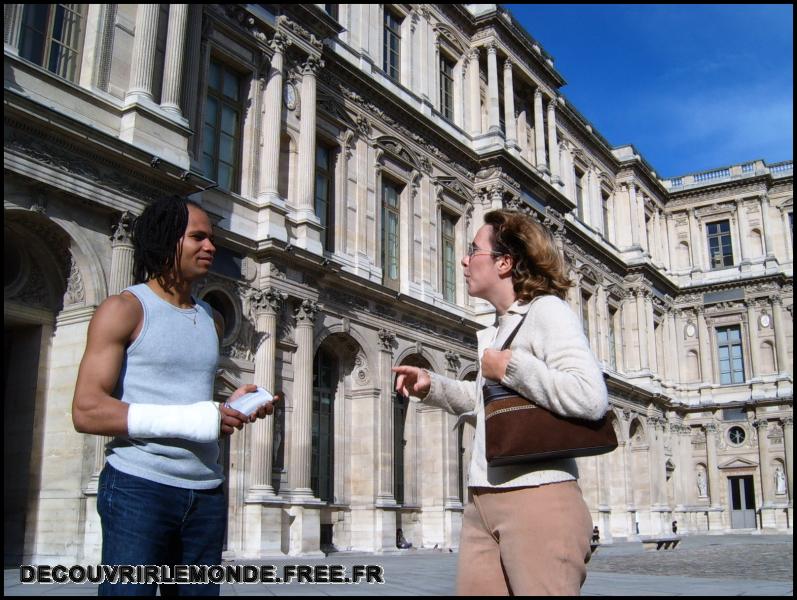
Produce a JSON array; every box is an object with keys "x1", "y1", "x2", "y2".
[{"x1": 73, "y1": 195, "x2": 276, "y2": 596}]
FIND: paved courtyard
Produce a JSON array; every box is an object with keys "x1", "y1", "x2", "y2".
[{"x1": 4, "y1": 534, "x2": 792, "y2": 596}]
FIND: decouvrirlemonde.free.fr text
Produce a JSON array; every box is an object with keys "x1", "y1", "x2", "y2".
[{"x1": 20, "y1": 564, "x2": 385, "y2": 585}]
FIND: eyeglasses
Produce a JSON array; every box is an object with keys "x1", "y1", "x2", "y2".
[{"x1": 466, "y1": 243, "x2": 504, "y2": 258}]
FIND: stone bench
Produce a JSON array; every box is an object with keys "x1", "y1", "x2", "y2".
[{"x1": 641, "y1": 536, "x2": 681, "y2": 551}]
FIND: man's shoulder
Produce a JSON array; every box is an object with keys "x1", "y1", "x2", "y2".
[{"x1": 91, "y1": 292, "x2": 143, "y2": 337}]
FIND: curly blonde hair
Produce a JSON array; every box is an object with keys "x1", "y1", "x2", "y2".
[{"x1": 483, "y1": 209, "x2": 572, "y2": 302}]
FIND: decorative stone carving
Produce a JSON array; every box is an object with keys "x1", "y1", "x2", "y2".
[
  {"x1": 294, "y1": 299, "x2": 319, "y2": 324},
  {"x1": 353, "y1": 350, "x2": 370, "y2": 386},
  {"x1": 445, "y1": 350, "x2": 461, "y2": 371},
  {"x1": 65, "y1": 256, "x2": 85, "y2": 306},
  {"x1": 378, "y1": 328, "x2": 396, "y2": 352},
  {"x1": 111, "y1": 211, "x2": 135, "y2": 245}
]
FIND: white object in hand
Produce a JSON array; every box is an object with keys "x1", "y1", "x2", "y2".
[{"x1": 226, "y1": 387, "x2": 273, "y2": 416}]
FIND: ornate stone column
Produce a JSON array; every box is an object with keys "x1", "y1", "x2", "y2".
[
  {"x1": 638, "y1": 195, "x2": 649, "y2": 254},
  {"x1": 696, "y1": 307, "x2": 713, "y2": 384},
  {"x1": 259, "y1": 34, "x2": 290, "y2": 201},
  {"x1": 745, "y1": 301, "x2": 760, "y2": 378},
  {"x1": 4, "y1": 4, "x2": 24, "y2": 54},
  {"x1": 754, "y1": 419, "x2": 774, "y2": 511},
  {"x1": 621, "y1": 433, "x2": 637, "y2": 537},
  {"x1": 296, "y1": 56, "x2": 323, "y2": 219},
  {"x1": 647, "y1": 417, "x2": 665, "y2": 511},
  {"x1": 376, "y1": 329, "x2": 397, "y2": 506},
  {"x1": 760, "y1": 194, "x2": 775, "y2": 257},
  {"x1": 160, "y1": 4, "x2": 189, "y2": 116},
  {"x1": 635, "y1": 289, "x2": 649, "y2": 372},
  {"x1": 533, "y1": 89, "x2": 547, "y2": 172},
  {"x1": 673, "y1": 425, "x2": 690, "y2": 510},
  {"x1": 771, "y1": 297, "x2": 789, "y2": 376},
  {"x1": 736, "y1": 202, "x2": 751, "y2": 262},
  {"x1": 181, "y1": 4, "x2": 202, "y2": 138},
  {"x1": 247, "y1": 289, "x2": 285, "y2": 500},
  {"x1": 503, "y1": 59, "x2": 517, "y2": 145},
  {"x1": 126, "y1": 4, "x2": 161, "y2": 103},
  {"x1": 688, "y1": 209, "x2": 705, "y2": 270},
  {"x1": 596, "y1": 285, "x2": 608, "y2": 365},
  {"x1": 782, "y1": 417, "x2": 793, "y2": 506},
  {"x1": 467, "y1": 49, "x2": 481, "y2": 136},
  {"x1": 486, "y1": 44, "x2": 500, "y2": 132},
  {"x1": 443, "y1": 351, "x2": 462, "y2": 509},
  {"x1": 628, "y1": 185, "x2": 640, "y2": 248},
  {"x1": 109, "y1": 212, "x2": 136, "y2": 296},
  {"x1": 88, "y1": 212, "x2": 137, "y2": 490},
  {"x1": 704, "y1": 423, "x2": 721, "y2": 511},
  {"x1": 287, "y1": 299, "x2": 319, "y2": 500},
  {"x1": 652, "y1": 209, "x2": 663, "y2": 265},
  {"x1": 781, "y1": 209, "x2": 793, "y2": 262},
  {"x1": 546, "y1": 97, "x2": 560, "y2": 183}
]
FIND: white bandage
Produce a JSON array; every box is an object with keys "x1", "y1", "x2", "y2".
[{"x1": 127, "y1": 401, "x2": 221, "y2": 443}]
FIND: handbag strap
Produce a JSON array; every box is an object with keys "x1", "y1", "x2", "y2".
[{"x1": 499, "y1": 308, "x2": 530, "y2": 351}]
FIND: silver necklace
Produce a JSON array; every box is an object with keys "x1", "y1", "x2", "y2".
[{"x1": 178, "y1": 305, "x2": 198, "y2": 325}]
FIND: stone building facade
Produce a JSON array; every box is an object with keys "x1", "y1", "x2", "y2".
[{"x1": 3, "y1": 4, "x2": 792, "y2": 565}]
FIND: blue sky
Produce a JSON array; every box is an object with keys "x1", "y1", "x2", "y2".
[{"x1": 504, "y1": 4, "x2": 793, "y2": 179}]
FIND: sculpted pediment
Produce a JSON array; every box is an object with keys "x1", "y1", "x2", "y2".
[{"x1": 718, "y1": 457, "x2": 758, "y2": 470}]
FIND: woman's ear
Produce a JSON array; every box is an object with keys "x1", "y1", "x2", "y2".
[{"x1": 496, "y1": 254, "x2": 514, "y2": 278}]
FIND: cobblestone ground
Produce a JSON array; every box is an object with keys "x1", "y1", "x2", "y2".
[{"x1": 587, "y1": 535, "x2": 793, "y2": 581}]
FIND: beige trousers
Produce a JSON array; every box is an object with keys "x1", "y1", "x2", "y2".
[{"x1": 456, "y1": 481, "x2": 593, "y2": 596}]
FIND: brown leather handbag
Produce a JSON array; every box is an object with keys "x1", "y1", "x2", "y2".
[{"x1": 484, "y1": 311, "x2": 618, "y2": 467}]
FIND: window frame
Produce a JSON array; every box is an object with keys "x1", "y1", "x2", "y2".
[
  {"x1": 383, "y1": 9, "x2": 402, "y2": 82},
  {"x1": 716, "y1": 324, "x2": 745, "y2": 385},
  {"x1": 706, "y1": 219, "x2": 734, "y2": 269},
  {"x1": 19, "y1": 4, "x2": 87, "y2": 82},
  {"x1": 440, "y1": 211, "x2": 458, "y2": 303},
  {"x1": 574, "y1": 167, "x2": 586, "y2": 221},
  {"x1": 202, "y1": 58, "x2": 246, "y2": 194},
  {"x1": 439, "y1": 53, "x2": 455, "y2": 121},
  {"x1": 381, "y1": 178, "x2": 402, "y2": 291},
  {"x1": 314, "y1": 142, "x2": 336, "y2": 252}
]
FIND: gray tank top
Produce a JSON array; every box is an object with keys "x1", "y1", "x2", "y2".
[{"x1": 106, "y1": 283, "x2": 222, "y2": 489}]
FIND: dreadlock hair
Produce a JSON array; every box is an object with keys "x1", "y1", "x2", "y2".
[
  {"x1": 132, "y1": 195, "x2": 202, "y2": 285},
  {"x1": 483, "y1": 209, "x2": 572, "y2": 303}
]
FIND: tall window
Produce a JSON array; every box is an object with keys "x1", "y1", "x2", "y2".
[
  {"x1": 19, "y1": 4, "x2": 85, "y2": 82},
  {"x1": 581, "y1": 291, "x2": 591, "y2": 342},
  {"x1": 608, "y1": 307, "x2": 618, "y2": 370},
  {"x1": 312, "y1": 347, "x2": 336, "y2": 502},
  {"x1": 575, "y1": 168, "x2": 585, "y2": 221},
  {"x1": 707, "y1": 220, "x2": 734, "y2": 268},
  {"x1": 315, "y1": 145, "x2": 335, "y2": 251},
  {"x1": 716, "y1": 325, "x2": 745, "y2": 385},
  {"x1": 202, "y1": 60, "x2": 244, "y2": 192},
  {"x1": 440, "y1": 55, "x2": 455, "y2": 121},
  {"x1": 441, "y1": 212, "x2": 457, "y2": 302},
  {"x1": 602, "y1": 191, "x2": 611, "y2": 238},
  {"x1": 382, "y1": 180, "x2": 401, "y2": 290},
  {"x1": 383, "y1": 10, "x2": 401, "y2": 82},
  {"x1": 393, "y1": 393, "x2": 408, "y2": 504}
]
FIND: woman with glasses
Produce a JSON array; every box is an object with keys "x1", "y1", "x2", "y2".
[{"x1": 393, "y1": 210, "x2": 607, "y2": 595}]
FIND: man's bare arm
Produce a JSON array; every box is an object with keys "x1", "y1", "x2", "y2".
[{"x1": 71, "y1": 294, "x2": 141, "y2": 436}]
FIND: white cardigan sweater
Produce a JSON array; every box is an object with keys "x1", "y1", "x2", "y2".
[{"x1": 422, "y1": 295, "x2": 609, "y2": 489}]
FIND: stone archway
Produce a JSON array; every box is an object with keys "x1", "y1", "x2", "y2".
[
  {"x1": 4, "y1": 209, "x2": 75, "y2": 566},
  {"x1": 312, "y1": 331, "x2": 365, "y2": 551}
]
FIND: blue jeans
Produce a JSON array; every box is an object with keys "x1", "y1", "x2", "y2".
[{"x1": 97, "y1": 464, "x2": 226, "y2": 596}]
